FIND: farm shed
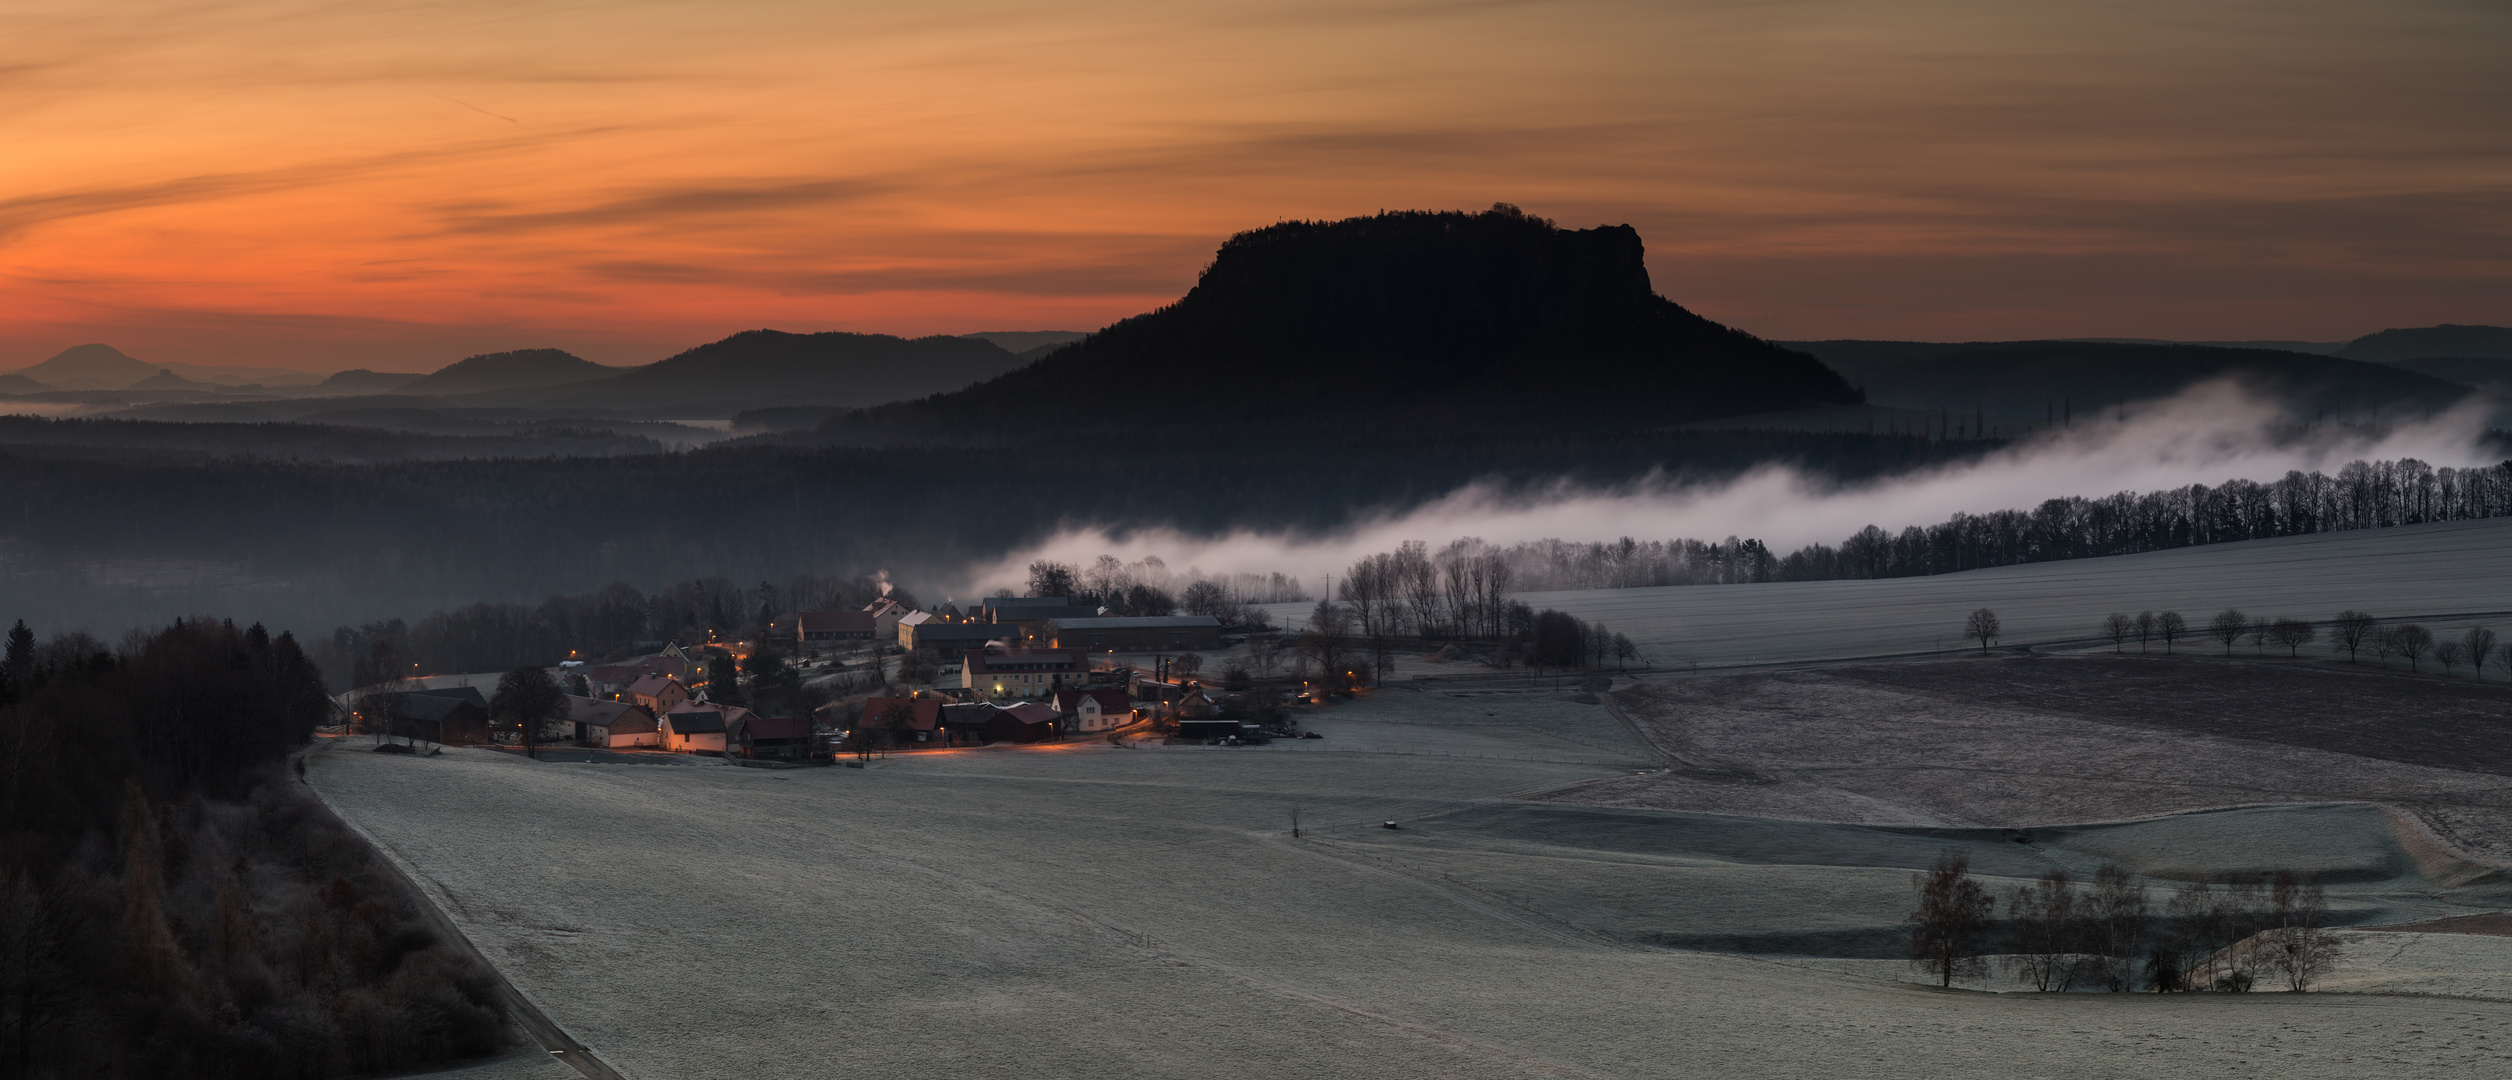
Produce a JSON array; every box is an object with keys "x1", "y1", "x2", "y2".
[
  {"x1": 1045, "y1": 615, "x2": 1222, "y2": 651},
  {"x1": 795, "y1": 610, "x2": 876, "y2": 644},
  {"x1": 983, "y1": 701, "x2": 1061, "y2": 744},
  {"x1": 564, "y1": 695, "x2": 659, "y2": 748},
  {"x1": 383, "y1": 693, "x2": 490, "y2": 746},
  {"x1": 730, "y1": 714, "x2": 811, "y2": 758},
  {"x1": 659, "y1": 704, "x2": 735, "y2": 754}
]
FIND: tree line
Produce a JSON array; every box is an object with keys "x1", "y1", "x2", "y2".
[
  {"x1": 1337, "y1": 457, "x2": 2512, "y2": 595},
  {"x1": 1911, "y1": 849, "x2": 2342, "y2": 993},
  {"x1": 2078, "y1": 606, "x2": 2510, "y2": 676},
  {"x1": 0, "y1": 617, "x2": 508, "y2": 1078}
]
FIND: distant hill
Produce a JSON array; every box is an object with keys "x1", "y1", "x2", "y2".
[
  {"x1": 319, "y1": 368, "x2": 426, "y2": 392},
  {"x1": 2339, "y1": 324, "x2": 2512, "y2": 362},
  {"x1": 399, "y1": 349, "x2": 623, "y2": 395},
  {"x1": 11, "y1": 344, "x2": 160, "y2": 390},
  {"x1": 823, "y1": 206, "x2": 1854, "y2": 442},
  {"x1": 2380, "y1": 356, "x2": 2512, "y2": 397},
  {"x1": 0, "y1": 372, "x2": 54, "y2": 395},
  {"x1": 126, "y1": 367, "x2": 218, "y2": 391},
  {"x1": 962, "y1": 331, "x2": 1088, "y2": 360},
  {"x1": 1783, "y1": 339, "x2": 2472, "y2": 419},
  {"x1": 522, "y1": 330, "x2": 1030, "y2": 410}
]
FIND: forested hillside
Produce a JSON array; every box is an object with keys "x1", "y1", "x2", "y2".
[{"x1": 0, "y1": 618, "x2": 509, "y2": 1077}]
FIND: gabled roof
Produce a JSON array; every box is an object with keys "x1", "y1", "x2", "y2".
[
  {"x1": 626, "y1": 674, "x2": 684, "y2": 697},
  {"x1": 406, "y1": 685, "x2": 489, "y2": 709},
  {"x1": 661, "y1": 704, "x2": 729, "y2": 734},
  {"x1": 561, "y1": 695, "x2": 652, "y2": 728},
  {"x1": 1055, "y1": 688, "x2": 1134, "y2": 714},
  {"x1": 997, "y1": 701, "x2": 1058, "y2": 725},
  {"x1": 797, "y1": 610, "x2": 875, "y2": 633},
  {"x1": 387, "y1": 693, "x2": 479, "y2": 721},
  {"x1": 860, "y1": 696, "x2": 941, "y2": 730},
  {"x1": 734, "y1": 714, "x2": 809, "y2": 742}
]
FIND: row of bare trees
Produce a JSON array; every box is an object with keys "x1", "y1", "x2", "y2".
[
  {"x1": 1912, "y1": 850, "x2": 2343, "y2": 993},
  {"x1": 2094, "y1": 608, "x2": 2510, "y2": 676},
  {"x1": 1337, "y1": 541, "x2": 1520, "y2": 640}
]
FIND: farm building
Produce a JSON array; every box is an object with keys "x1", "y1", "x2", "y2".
[
  {"x1": 626, "y1": 674, "x2": 691, "y2": 717},
  {"x1": 1054, "y1": 687, "x2": 1137, "y2": 732},
  {"x1": 659, "y1": 703, "x2": 738, "y2": 754},
  {"x1": 963, "y1": 648, "x2": 1088, "y2": 700},
  {"x1": 563, "y1": 695, "x2": 658, "y2": 748},
  {"x1": 898, "y1": 612, "x2": 1015, "y2": 651},
  {"x1": 858, "y1": 696, "x2": 942, "y2": 743},
  {"x1": 730, "y1": 714, "x2": 811, "y2": 758},
  {"x1": 795, "y1": 610, "x2": 876, "y2": 644},
  {"x1": 1044, "y1": 615, "x2": 1222, "y2": 651},
  {"x1": 863, "y1": 597, "x2": 911, "y2": 639},
  {"x1": 382, "y1": 692, "x2": 490, "y2": 746},
  {"x1": 984, "y1": 701, "x2": 1062, "y2": 744}
]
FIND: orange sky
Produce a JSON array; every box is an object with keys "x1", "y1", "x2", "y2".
[{"x1": 6, "y1": 0, "x2": 2509, "y2": 371}]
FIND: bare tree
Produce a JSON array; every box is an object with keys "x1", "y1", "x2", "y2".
[
  {"x1": 2499, "y1": 642, "x2": 2512, "y2": 683},
  {"x1": 2436, "y1": 641, "x2": 2466, "y2": 675},
  {"x1": 2155, "y1": 611, "x2": 2187, "y2": 654},
  {"x1": 1172, "y1": 653, "x2": 1204, "y2": 682},
  {"x1": 2461, "y1": 627, "x2": 2498, "y2": 680},
  {"x1": 493, "y1": 666, "x2": 565, "y2": 758},
  {"x1": 2267, "y1": 871, "x2": 2341, "y2": 991},
  {"x1": 1964, "y1": 608, "x2": 2001, "y2": 654},
  {"x1": 2133, "y1": 611, "x2": 2157, "y2": 653},
  {"x1": 1908, "y1": 848, "x2": 1994, "y2": 988},
  {"x1": 2207, "y1": 608, "x2": 2248, "y2": 655},
  {"x1": 2088, "y1": 863, "x2": 2150, "y2": 992},
  {"x1": 2267, "y1": 617, "x2": 2316, "y2": 657},
  {"x1": 1613, "y1": 632, "x2": 1639, "y2": 670},
  {"x1": 2004, "y1": 869, "x2": 2079, "y2": 991},
  {"x1": 2330, "y1": 609, "x2": 2378, "y2": 661},
  {"x1": 2101, "y1": 612, "x2": 2133, "y2": 653},
  {"x1": 2247, "y1": 615, "x2": 2272, "y2": 654},
  {"x1": 2390, "y1": 623, "x2": 2434, "y2": 671}
]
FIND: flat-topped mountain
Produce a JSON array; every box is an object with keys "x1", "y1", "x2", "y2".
[
  {"x1": 398, "y1": 348, "x2": 624, "y2": 395},
  {"x1": 827, "y1": 205, "x2": 1857, "y2": 440}
]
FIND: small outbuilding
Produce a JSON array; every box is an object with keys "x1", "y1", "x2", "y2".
[
  {"x1": 383, "y1": 692, "x2": 490, "y2": 746},
  {"x1": 659, "y1": 703, "x2": 736, "y2": 754},
  {"x1": 983, "y1": 701, "x2": 1061, "y2": 744},
  {"x1": 564, "y1": 695, "x2": 658, "y2": 748},
  {"x1": 729, "y1": 714, "x2": 810, "y2": 758}
]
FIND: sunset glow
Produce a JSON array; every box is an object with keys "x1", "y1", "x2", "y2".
[{"x1": 8, "y1": 0, "x2": 2509, "y2": 369}]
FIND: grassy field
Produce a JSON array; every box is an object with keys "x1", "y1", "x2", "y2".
[
  {"x1": 314, "y1": 665, "x2": 2512, "y2": 1080},
  {"x1": 1259, "y1": 517, "x2": 2512, "y2": 669}
]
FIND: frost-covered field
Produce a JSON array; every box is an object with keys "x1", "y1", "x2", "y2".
[
  {"x1": 1260, "y1": 517, "x2": 2512, "y2": 667},
  {"x1": 313, "y1": 681, "x2": 2512, "y2": 1080}
]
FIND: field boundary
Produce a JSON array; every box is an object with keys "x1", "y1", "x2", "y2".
[{"x1": 297, "y1": 743, "x2": 629, "y2": 1080}]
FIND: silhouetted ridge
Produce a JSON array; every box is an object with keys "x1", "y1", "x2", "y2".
[
  {"x1": 402, "y1": 347, "x2": 618, "y2": 395},
  {"x1": 572, "y1": 329, "x2": 1021, "y2": 406},
  {"x1": 834, "y1": 205, "x2": 1856, "y2": 439}
]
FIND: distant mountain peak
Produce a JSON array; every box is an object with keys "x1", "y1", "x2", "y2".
[
  {"x1": 12, "y1": 343, "x2": 163, "y2": 390},
  {"x1": 398, "y1": 348, "x2": 621, "y2": 395}
]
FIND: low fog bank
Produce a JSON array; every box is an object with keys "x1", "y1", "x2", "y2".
[{"x1": 967, "y1": 380, "x2": 2507, "y2": 594}]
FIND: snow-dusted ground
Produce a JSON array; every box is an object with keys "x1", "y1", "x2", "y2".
[
  {"x1": 1258, "y1": 517, "x2": 2512, "y2": 668},
  {"x1": 314, "y1": 676, "x2": 2512, "y2": 1080}
]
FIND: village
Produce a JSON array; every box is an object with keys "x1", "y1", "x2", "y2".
[{"x1": 346, "y1": 594, "x2": 1345, "y2": 762}]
